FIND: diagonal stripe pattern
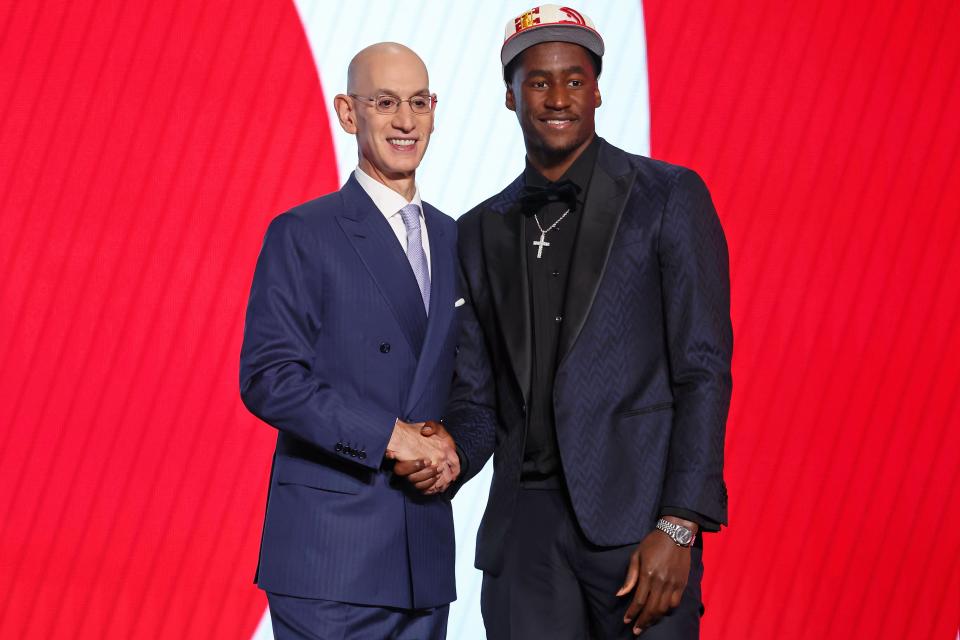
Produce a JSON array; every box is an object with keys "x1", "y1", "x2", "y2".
[{"x1": 399, "y1": 203, "x2": 430, "y2": 314}]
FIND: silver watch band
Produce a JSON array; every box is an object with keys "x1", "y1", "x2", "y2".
[{"x1": 655, "y1": 518, "x2": 696, "y2": 548}]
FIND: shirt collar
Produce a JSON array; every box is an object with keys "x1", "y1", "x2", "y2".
[{"x1": 354, "y1": 166, "x2": 423, "y2": 219}]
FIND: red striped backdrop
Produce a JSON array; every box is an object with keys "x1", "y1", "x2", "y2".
[
  {"x1": 644, "y1": 1, "x2": 960, "y2": 637},
  {"x1": 1, "y1": 1, "x2": 958, "y2": 638}
]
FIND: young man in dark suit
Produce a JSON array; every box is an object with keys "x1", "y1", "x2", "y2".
[{"x1": 446, "y1": 6, "x2": 733, "y2": 638}]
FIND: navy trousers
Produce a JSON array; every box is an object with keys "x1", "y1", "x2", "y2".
[
  {"x1": 266, "y1": 592, "x2": 449, "y2": 640},
  {"x1": 481, "y1": 487, "x2": 704, "y2": 639}
]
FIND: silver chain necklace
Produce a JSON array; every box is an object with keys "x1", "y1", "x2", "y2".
[{"x1": 531, "y1": 208, "x2": 571, "y2": 259}]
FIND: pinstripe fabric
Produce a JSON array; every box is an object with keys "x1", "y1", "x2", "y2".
[
  {"x1": 266, "y1": 593, "x2": 448, "y2": 640},
  {"x1": 240, "y1": 176, "x2": 461, "y2": 610}
]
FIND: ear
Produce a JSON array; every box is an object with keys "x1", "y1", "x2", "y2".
[
  {"x1": 334, "y1": 94, "x2": 357, "y2": 134},
  {"x1": 594, "y1": 86, "x2": 602, "y2": 108},
  {"x1": 505, "y1": 85, "x2": 517, "y2": 112}
]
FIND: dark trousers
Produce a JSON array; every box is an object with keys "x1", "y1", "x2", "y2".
[
  {"x1": 266, "y1": 592, "x2": 449, "y2": 640},
  {"x1": 481, "y1": 487, "x2": 704, "y2": 639}
]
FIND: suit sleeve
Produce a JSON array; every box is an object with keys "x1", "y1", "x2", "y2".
[
  {"x1": 657, "y1": 169, "x2": 733, "y2": 526},
  {"x1": 444, "y1": 245, "x2": 499, "y2": 495},
  {"x1": 239, "y1": 214, "x2": 396, "y2": 469}
]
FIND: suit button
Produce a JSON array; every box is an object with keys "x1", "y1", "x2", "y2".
[
  {"x1": 359, "y1": 451, "x2": 367, "y2": 460},
  {"x1": 335, "y1": 442, "x2": 343, "y2": 452},
  {"x1": 379, "y1": 342, "x2": 391, "y2": 353},
  {"x1": 555, "y1": 314, "x2": 563, "y2": 323},
  {"x1": 552, "y1": 270, "x2": 560, "y2": 277},
  {"x1": 350, "y1": 449, "x2": 358, "y2": 457}
]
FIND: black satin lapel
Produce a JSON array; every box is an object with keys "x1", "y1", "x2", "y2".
[
  {"x1": 337, "y1": 182, "x2": 427, "y2": 355},
  {"x1": 405, "y1": 207, "x2": 452, "y2": 416},
  {"x1": 482, "y1": 203, "x2": 531, "y2": 404},
  {"x1": 557, "y1": 164, "x2": 637, "y2": 363}
]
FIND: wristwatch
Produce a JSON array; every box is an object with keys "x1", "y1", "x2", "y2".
[{"x1": 656, "y1": 518, "x2": 696, "y2": 548}]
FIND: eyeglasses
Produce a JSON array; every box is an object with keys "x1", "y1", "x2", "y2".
[{"x1": 349, "y1": 93, "x2": 437, "y2": 114}]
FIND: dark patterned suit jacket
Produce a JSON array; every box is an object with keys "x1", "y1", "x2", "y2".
[
  {"x1": 239, "y1": 175, "x2": 461, "y2": 608},
  {"x1": 447, "y1": 138, "x2": 733, "y2": 574}
]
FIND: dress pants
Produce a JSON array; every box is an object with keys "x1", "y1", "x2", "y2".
[
  {"x1": 266, "y1": 592, "x2": 449, "y2": 640},
  {"x1": 481, "y1": 486, "x2": 704, "y2": 639}
]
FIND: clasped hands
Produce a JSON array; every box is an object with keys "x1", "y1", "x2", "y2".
[{"x1": 385, "y1": 419, "x2": 460, "y2": 495}]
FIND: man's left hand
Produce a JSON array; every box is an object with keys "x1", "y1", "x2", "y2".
[{"x1": 617, "y1": 517, "x2": 696, "y2": 635}]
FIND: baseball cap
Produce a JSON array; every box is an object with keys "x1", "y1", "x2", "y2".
[{"x1": 501, "y1": 5, "x2": 604, "y2": 69}]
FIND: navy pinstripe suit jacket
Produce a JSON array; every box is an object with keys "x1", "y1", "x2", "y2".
[
  {"x1": 447, "y1": 139, "x2": 733, "y2": 574},
  {"x1": 239, "y1": 175, "x2": 460, "y2": 608}
]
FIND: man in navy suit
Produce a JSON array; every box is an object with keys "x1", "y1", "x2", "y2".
[
  {"x1": 240, "y1": 43, "x2": 461, "y2": 639},
  {"x1": 446, "y1": 6, "x2": 733, "y2": 638}
]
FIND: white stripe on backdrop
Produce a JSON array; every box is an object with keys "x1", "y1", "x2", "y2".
[{"x1": 252, "y1": 1, "x2": 650, "y2": 637}]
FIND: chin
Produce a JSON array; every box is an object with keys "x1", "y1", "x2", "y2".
[
  {"x1": 527, "y1": 128, "x2": 585, "y2": 157},
  {"x1": 540, "y1": 137, "x2": 585, "y2": 158},
  {"x1": 383, "y1": 161, "x2": 420, "y2": 179},
  {"x1": 392, "y1": 158, "x2": 422, "y2": 174}
]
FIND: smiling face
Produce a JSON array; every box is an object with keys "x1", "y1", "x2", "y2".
[
  {"x1": 334, "y1": 44, "x2": 434, "y2": 189},
  {"x1": 506, "y1": 41, "x2": 601, "y2": 171}
]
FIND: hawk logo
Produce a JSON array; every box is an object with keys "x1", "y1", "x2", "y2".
[
  {"x1": 515, "y1": 7, "x2": 541, "y2": 31},
  {"x1": 559, "y1": 6, "x2": 586, "y2": 25}
]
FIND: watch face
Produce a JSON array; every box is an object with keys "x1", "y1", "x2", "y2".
[{"x1": 677, "y1": 529, "x2": 693, "y2": 545}]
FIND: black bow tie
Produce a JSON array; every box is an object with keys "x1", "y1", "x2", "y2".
[{"x1": 519, "y1": 179, "x2": 581, "y2": 211}]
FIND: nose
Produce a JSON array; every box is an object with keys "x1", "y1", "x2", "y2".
[
  {"x1": 391, "y1": 102, "x2": 417, "y2": 132},
  {"x1": 545, "y1": 84, "x2": 571, "y2": 110}
]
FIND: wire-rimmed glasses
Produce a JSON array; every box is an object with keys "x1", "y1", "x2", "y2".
[{"x1": 348, "y1": 93, "x2": 438, "y2": 114}]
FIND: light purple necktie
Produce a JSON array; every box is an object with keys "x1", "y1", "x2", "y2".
[{"x1": 398, "y1": 203, "x2": 430, "y2": 313}]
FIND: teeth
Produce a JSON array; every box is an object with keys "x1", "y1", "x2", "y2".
[
  {"x1": 546, "y1": 120, "x2": 569, "y2": 125},
  {"x1": 388, "y1": 139, "x2": 415, "y2": 146}
]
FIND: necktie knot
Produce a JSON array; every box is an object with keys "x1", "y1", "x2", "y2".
[{"x1": 399, "y1": 203, "x2": 421, "y2": 231}]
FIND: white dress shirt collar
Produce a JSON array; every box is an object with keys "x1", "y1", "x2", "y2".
[
  {"x1": 354, "y1": 166, "x2": 423, "y2": 220},
  {"x1": 353, "y1": 166, "x2": 432, "y2": 276}
]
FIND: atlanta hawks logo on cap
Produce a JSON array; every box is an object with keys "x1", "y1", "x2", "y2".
[
  {"x1": 515, "y1": 7, "x2": 541, "y2": 31},
  {"x1": 501, "y1": 4, "x2": 604, "y2": 67}
]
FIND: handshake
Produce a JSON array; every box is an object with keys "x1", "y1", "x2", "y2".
[{"x1": 385, "y1": 419, "x2": 460, "y2": 495}]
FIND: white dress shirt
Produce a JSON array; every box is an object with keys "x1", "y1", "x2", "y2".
[{"x1": 354, "y1": 167, "x2": 432, "y2": 276}]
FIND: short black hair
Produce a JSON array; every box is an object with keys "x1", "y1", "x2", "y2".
[{"x1": 503, "y1": 49, "x2": 602, "y2": 85}]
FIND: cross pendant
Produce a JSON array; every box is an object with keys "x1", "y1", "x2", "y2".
[{"x1": 533, "y1": 232, "x2": 550, "y2": 259}]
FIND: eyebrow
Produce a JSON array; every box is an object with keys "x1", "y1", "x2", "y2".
[
  {"x1": 372, "y1": 88, "x2": 431, "y2": 96},
  {"x1": 525, "y1": 65, "x2": 589, "y2": 78}
]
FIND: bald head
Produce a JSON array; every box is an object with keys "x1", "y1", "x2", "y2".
[
  {"x1": 333, "y1": 42, "x2": 435, "y2": 198},
  {"x1": 347, "y1": 42, "x2": 429, "y2": 95}
]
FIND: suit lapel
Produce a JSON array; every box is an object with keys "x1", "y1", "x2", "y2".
[
  {"x1": 336, "y1": 175, "x2": 428, "y2": 355},
  {"x1": 481, "y1": 176, "x2": 532, "y2": 404},
  {"x1": 557, "y1": 141, "x2": 637, "y2": 363},
  {"x1": 404, "y1": 203, "x2": 453, "y2": 416}
]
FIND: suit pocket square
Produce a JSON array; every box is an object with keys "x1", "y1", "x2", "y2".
[{"x1": 454, "y1": 298, "x2": 465, "y2": 308}]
